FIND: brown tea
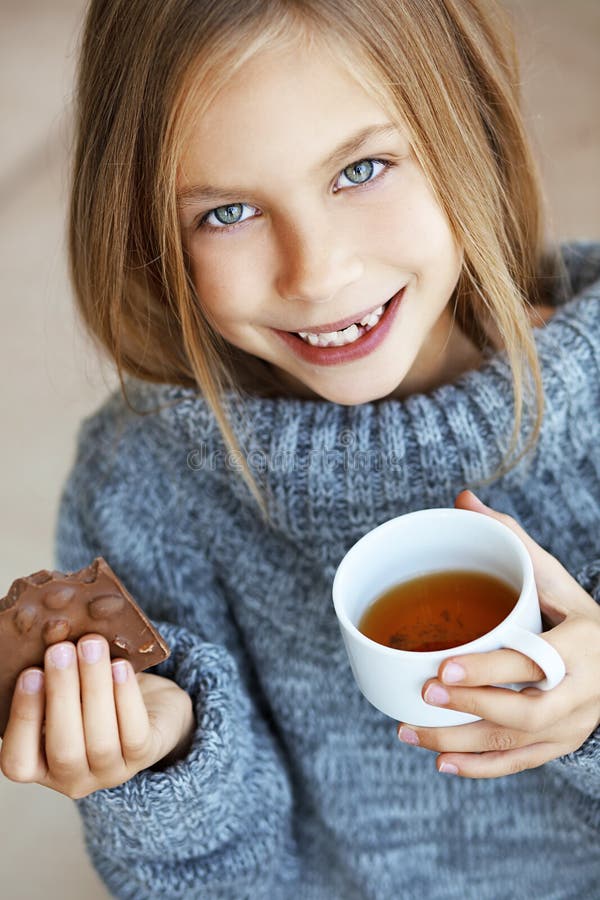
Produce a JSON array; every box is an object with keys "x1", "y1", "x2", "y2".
[{"x1": 358, "y1": 569, "x2": 518, "y2": 652}]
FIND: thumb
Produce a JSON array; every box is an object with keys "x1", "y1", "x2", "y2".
[{"x1": 454, "y1": 490, "x2": 594, "y2": 621}]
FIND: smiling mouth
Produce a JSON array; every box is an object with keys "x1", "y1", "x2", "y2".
[
  {"x1": 273, "y1": 286, "x2": 406, "y2": 366},
  {"x1": 291, "y1": 298, "x2": 395, "y2": 349}
]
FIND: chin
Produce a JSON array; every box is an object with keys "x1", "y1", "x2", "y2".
[{"x1": 308, "y1": 376, "x2": 405, "y2": 406}]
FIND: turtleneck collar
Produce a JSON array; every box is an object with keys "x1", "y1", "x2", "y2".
[{"x1": 119, "y1": 242, "x2": 600, "y2": 544}]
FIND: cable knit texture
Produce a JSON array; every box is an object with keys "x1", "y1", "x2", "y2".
[{"x1": 55, "y1": 242, "x2": 600, "y2": 899}]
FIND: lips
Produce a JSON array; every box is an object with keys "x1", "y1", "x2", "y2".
[{"x1": 273, "y1": 286, "x2": 406, "y2": 367}]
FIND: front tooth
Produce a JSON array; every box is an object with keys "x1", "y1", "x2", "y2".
[
  {"x1": 300, "y1": 321, "x2": 365, "y2": 347},
  {"x1": 341, "y1": 323, "x2": 359, "y2": 343},
  {"x1": 359, "y1": 306, "x2": 385, "y2": 327}
]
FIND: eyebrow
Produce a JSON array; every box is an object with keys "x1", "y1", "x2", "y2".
[{"x1": 176, "y1": 122, "x2": 399, "y2": 207}]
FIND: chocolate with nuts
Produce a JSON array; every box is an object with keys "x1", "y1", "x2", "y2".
[{"x1": 0, "y1": 557, "x2": 170, "y2": 737}]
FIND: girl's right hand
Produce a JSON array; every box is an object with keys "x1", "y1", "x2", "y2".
[{"x1": 0, "y1": 633, "x2": 195, "y2": 799}]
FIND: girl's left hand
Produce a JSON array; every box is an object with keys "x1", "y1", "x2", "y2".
[{"x1": 396, "y1": 490, "x2": 600, "y2": 779}]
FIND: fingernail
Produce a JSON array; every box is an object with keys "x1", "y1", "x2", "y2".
[
  {"x1": 424, "y1": 683, "x2": 450, "y2": 705},
  {"x1": 442, "y1": 662, "x2": 466, "y2": 684},
  {"x1": 439, "y1": 762, "x2": 459, "y2": 775},
  {"x1": 80, "y1": 639, "x2": 103, "y2": 664},
  {"x1": 112, "y1": 661, "x2": 129, "y2": 684},
  {"x1": 398, "y1": 726, "x2": 420, "y2": 745},
  {"x1": 20, "y1": 670, "x2": 44, "y2": 694},
  {"x1": 48, "y1": 643, "x2": 75, "y2": 669}
]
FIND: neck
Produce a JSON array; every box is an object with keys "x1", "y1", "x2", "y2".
[{"x1": 391, "y1": 305, "x2": 484, "y2": 400}]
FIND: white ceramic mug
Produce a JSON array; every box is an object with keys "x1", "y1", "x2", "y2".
[{"x1": 332, "y1": 508, "x2": 566, "y2": 726}]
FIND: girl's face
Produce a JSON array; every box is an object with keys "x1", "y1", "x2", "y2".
[{"x1": 177, "y1": 39, "x2": 470, "y2": 404}]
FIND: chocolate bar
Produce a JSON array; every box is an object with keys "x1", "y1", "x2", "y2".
[{"x1": 0, "y1": 558, "x2": 170, "y2": 737}]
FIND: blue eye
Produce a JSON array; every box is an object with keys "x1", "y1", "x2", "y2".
[
  {"x1": 200, "y1": 203, "x2": 257, "y2": 230},
  {"x1": 335, "y1": 158, "x2": 389, "y2": 190},
  {"x1": 196, "y1": 157, "x2": 391, "y2": 233}
]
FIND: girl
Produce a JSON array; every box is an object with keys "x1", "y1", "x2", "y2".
[{"x1": 2, "y1": 0, "x2": 600, "y2": 897}]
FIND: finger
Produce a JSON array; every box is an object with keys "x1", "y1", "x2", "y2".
[
  {"x1": 421, "y1": 676, "x2": 577, "y2": 732},
  {"x1": 77, "y1": 635, "x2": 123, "y2": 773},
  {"x1": 436, "y1": 741, "x2": 564, "y2": 779},
  {"x1": 110, "y1": 660, "x2": 153, "y2": 764},
  {"x1": 44, "y1": 642, "x2": 88, "y2": 779},
  {"x1": 398, "y1": 718, "x2": 531, "y2": 754},
  {"x1": 454, "y1": 491, "x2": 595, "y2": 621},
  {"x1": 438, "y1": 611, "x2": 596, "y2": 695},
  {"x1": 0, "y1": 669, "x2": 47, "y2": 783},
  {"x1": 438, "y1": 649, "x2": 545, "y2": 688}
]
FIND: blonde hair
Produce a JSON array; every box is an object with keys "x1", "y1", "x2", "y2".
[{"x1": 69, "y1": 0, "x2": 562, "y2": 514}]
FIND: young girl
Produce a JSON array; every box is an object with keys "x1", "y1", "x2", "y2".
[{"x1": 2, "y1": 0, "x2": 600, "y2": 897}]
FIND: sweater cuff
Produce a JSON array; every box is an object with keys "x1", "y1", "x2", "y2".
[
  {"x1": 574, "y1": 559, "x2": 600, "y2": 601},
  {"x1": 550, "y1": 559, "x2": 600, "y2": 777},
  {"x1": 74, "y1": 619, "x2": 293, "y2": 866}
]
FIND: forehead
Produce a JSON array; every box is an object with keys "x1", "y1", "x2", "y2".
[{"x1": 176, "y1": 40, "x2": 398, "y2": 190}]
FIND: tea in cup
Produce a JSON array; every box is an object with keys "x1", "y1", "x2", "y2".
[{"x1": 332, "y1": 508, "x2": 566, "y2": 726}]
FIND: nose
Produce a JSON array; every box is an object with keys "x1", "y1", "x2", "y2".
[{"x1": 275, "y1": 218, "x2": 363, "y2": 304}]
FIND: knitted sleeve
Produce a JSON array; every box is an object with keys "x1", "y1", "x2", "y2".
[
  {"x1": 52, "y1": 417, "x2": 299, "y2": 900},
  {"x1": 546, "y1": 559, "x2": 600, "y2": 821}
]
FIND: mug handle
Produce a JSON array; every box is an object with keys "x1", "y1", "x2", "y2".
[{"x1": 500, "y1": 624, "x2": 566, "y2": 691}]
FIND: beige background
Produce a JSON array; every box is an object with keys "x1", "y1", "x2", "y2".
[{"x1": 1, "y1": 1, "x2": 599, "y2": 898}]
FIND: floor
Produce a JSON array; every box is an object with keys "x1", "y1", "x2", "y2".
[{"x1": 0, "y1": 1, "x2": 598, "y2": 898}]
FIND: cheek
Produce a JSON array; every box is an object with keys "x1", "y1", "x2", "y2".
[
  {"x1": 188, "y1": 244, "x2": 262, "y2": 324},
  {"x1": 373, "y1": 164, "x2": 460, "y2": 273}
]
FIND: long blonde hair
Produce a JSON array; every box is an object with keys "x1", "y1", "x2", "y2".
[{"x1": 69, "y1": 0, "x2": 561, "y2": 513}]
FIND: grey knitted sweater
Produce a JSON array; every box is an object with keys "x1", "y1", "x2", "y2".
[{"x1": 55, "y1": 242, "x2": 600, "y2": 900}]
